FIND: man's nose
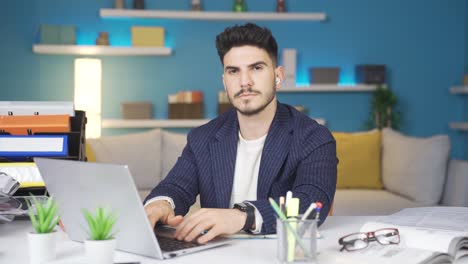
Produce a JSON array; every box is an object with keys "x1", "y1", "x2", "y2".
[{"x1": 239, "y1": 72, "x2": 253, "y2": 88}]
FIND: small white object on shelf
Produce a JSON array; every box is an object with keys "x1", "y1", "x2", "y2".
[
  {"x1": 450, "y1": 122, "x2": 468, "y2": 131},
  {"x1": 99, "y1": 9, "x2": 326, "y2": 21},
  {"x1": 278, "y1": 84, "x2": 378, "y2": 93},
  {"x1": 33, "y1": 45, "x2": 172, "y2": 56},
  {"x1": 450, "y1": 86, "x2": 468, "y2": 94}
]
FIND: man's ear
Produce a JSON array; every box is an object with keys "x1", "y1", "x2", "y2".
[{"x1": 275, "y1": 66, "x2": 285, "y2": 89}]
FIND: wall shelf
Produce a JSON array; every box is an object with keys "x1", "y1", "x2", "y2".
[
  {"x1": 450, "y1": 122, "x2": 468, "y2": 131},
  {"x1": 99, "y1": 9, "x2": 326, "y2": 21},
  {"x1": 450, "y1": 86, "x2": 468, "y2": 94},
  {"x1": 278, "y1": 84, "x2": 378, "y2": 93},
  {"x1": 102, "y1": 117, "x2": 326, "y2": 128},
  {"x1": 32, "y1": 44, "x2": 172, "y2": 56},
  {"x1": 102, "y1": 119, "x2": 211, "y2": 128}
]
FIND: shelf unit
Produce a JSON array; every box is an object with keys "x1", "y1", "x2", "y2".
[
  {"x1": 450, "y1": 122, "x2": 468, "y2": 131},
  {"x1": 278, "y1": 84, "x2": 378, "y2": 93},
  {"x1": 102, "y1": 119, "x2": 211, "y2": 128},
  {"x1": 449, "y1": 86, "x2": 468, "y2": 131},
  {"x1": 100, "y1": 9, "x2": 326, "y2": 21},
  {"x1": 450, "y1": 86, "x2": 468, "y2": 94},
  {"x1": 102, "y1": 117, "x2": 326, "y2": 129},
  {"x1": 32, "y1": 44, "x2": 172, "y2": 56}
]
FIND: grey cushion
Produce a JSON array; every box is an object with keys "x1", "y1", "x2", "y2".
[
  {"x1": 442, "y1": 160, "x2": 468, "y2": 207},
  {"x1": 161, "y1": 130, "x2": 187, "y2": 180},
  {"x1": 382, "y1": 128, "x2": 450, "y2": 205},
  {"x1": 87, "y1": 129, "x2": 162, "y2": 190},
  {"x1": 333, "y1": 189, "x2": 424, "y2": 216}
]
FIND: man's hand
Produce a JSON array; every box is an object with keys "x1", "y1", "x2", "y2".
[
  {"x1": 174, "y1": 208, "x2": 246, "y2": 244},
  {"x1": 144, "y1": 200, "x2": 184, "y2": 228}
]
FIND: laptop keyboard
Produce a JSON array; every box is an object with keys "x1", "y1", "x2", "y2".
[{"x1": 156, "y1": 235, "x2": 201, "y2": 252}]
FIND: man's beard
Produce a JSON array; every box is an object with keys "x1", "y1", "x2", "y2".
[{"x1": 228, "y1": 87, "x2": 276, "y2": 116}]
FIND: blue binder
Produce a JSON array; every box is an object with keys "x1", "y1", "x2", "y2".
[{"x1": 0, "y1": 135, "x2": 68, "y2": 158}]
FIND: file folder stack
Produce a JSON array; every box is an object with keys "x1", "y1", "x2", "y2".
[{"x1": 0, "y1": 102, "x2": 87, "y2": 199}]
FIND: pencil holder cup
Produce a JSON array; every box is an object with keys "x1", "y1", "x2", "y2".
[{"x1": 276, "y1": 217, "x2": 317, "y2": 263}]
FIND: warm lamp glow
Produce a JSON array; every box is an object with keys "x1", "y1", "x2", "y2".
[{"x1": 74, "y1": 58, "x2": 102, "y2": 138}]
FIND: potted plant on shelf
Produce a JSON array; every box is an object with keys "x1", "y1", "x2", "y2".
[
  {"x1": 26, "y1": 195, "x2": 60, "y2": 264},
  {"x1": 82, "y1": 207, "x2": 118, "y2": 264},
  {"x1": 365, "y1": 84, "x2": 402, "y2": 130}
]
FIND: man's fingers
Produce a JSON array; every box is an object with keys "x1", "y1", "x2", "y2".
[
  {"x1": 167, "y1": 215, "x2": 184, "y2": 227},
  {"x1": 197, "y1": 226, "x2": 219, "y2": 244},
  {"x1": 175, "y1": 213, "x2": 207, "y2": 240},
  {"x1": 184, "y1": 221, "x2": 214, "y2": 242}
]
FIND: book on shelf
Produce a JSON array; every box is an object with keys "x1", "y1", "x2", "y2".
[{"x1": 338, "y1": 207, "x2": 468, "y2": 264}]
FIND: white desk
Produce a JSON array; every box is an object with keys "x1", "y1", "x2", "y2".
[{"x1": 0, "y1": 216, "x2": 385, "y2": 263}]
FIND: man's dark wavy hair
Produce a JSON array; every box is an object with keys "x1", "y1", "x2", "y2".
[{"x1": 215, "y1": 23, "x2": 278, "y2": 66}]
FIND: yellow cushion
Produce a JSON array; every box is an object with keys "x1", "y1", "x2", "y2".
[
  {"x1": 86, "y1": 142, "x2": 96, "y2": 162},
  {"x1": 332, "y1": 130, "x2": 383, "y2": 189}
]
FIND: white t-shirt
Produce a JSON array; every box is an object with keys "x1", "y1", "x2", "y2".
[{"x1": 146, "y1": 132, "x2": 267, "y2": 233}]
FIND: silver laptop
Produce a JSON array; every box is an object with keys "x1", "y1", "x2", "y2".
[{"x1": 34, "y1": 158, "x2": 230, "y2": 259}]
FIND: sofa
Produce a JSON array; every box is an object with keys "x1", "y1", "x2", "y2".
[{"x1": 87, "y1": 127, "x2": 468, "y2": 216}]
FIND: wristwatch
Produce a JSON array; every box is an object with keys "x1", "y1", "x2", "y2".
[{"x1": 233, "y1": 202, "x2": 255, "y2": 232}]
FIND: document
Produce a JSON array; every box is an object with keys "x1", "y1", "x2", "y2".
[
  {"x1": 357, "y1": 207, "x2": 468, "y2": 264},
  {"x1": 0, "y1": 163, "x2": 43, "y2": 187}
]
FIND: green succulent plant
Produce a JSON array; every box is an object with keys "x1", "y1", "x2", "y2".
[
  {"x1": 26, "y1": 195, "x2": 60, "y2": 234},
  {"x1": 82, "y1": 207, "x2": 118, "y2": 241}
]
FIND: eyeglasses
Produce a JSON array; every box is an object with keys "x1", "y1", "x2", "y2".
[{"x1": 338, "y1": 228, "x2": 400, "y2": 252}]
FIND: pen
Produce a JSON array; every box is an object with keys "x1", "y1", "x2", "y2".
[
  {"x1": 314, "y1": 202, "x2": 322, "y2": 222},
  {"x1": 285, "y1": 191, "x2": 292, "y2": 210},
  {"x1": 301, "y1": 202, "x2": 317, "y2": 221},
  {"x1": 279, "y1": 196, "x2": 285, "y2": 215},
  {"x1": 268, "y1": 198, "x2": 311, "y2": 258}
]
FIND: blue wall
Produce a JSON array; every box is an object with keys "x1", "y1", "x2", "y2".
[{"x1": 1, "y1": 0, "x2": 467, "y2": 158}]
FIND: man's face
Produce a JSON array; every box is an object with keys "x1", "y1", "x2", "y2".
[{"x1": 222, "y1": 45, "x2": 279, "y2": 116}]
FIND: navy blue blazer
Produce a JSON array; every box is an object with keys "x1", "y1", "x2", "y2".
[{"x1": 145, "y1": 102, "x2": 337, "y2": 234}]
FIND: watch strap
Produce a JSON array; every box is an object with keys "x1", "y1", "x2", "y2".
[{"x1": 234, "y1": 203, "x2": 255, "y2": 232}]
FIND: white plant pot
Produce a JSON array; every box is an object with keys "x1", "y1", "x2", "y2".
[
  {"x1": 27, "y1": 232, "x2": 56, "y2": 264},
  {"x1": 84, "y1": 239, "x2": 116, "y2": 264}
]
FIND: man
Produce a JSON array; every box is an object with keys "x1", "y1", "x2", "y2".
[{"x1": 144, "y1": 23, "x2": 337, "y2": 244}]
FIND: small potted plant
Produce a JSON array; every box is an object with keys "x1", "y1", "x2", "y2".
[
  {"x1": 26, "y1": 195, "x2": 59, "y2": 264},
  {"x1": 82, "y1": 207, "x2": 118, "y2": 264}
]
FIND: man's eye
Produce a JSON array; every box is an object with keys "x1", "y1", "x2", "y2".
[
  {"x1": 227, "y1": 69, "x2": 238, "y2": 74},
  {"x1": 253, "y1": 66, "x2": 263, "y2": 71}
]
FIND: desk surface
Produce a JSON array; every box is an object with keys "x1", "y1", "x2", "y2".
[{"x1": 0, "y1": 216, "x2": 409, "y2": 263}]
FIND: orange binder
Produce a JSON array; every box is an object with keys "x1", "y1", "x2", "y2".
[{"x1": 0, "y1": 115, "x2": 70, "y2": 135}]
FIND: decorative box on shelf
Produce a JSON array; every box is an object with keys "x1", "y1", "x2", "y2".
[
  {"x1": 121, "y1": 102, "x2": 153, "y2": 119},
  {"x1": 168, "y1": 91, "x2": 204, "y2": 119},
  {"x1": 168, "y1": 103, "x2": 203, "y2": 119}
]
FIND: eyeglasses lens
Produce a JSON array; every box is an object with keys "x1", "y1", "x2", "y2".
[
  {"x1": 374, "y1": 229, "x2": 399, "y2": 245},
  {"x1": 342, "y1": 233, "x2": 368, "y2": 251}
]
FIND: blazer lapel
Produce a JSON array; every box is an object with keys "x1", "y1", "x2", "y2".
[
  {"x1": 209, "y1": 113, "x2": 239, "y2": 208},
  {"x1": 257, "y1": 104, "x2": 293, "y2": 200}
]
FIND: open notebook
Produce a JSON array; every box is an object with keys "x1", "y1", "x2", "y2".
[{"x1": 337, "y1": 207, "x2": 468, "y2": 264}]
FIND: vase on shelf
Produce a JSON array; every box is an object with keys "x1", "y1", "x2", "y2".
[
  {"x1": 114, "y1": 0, "x2": 125, "y2": 9},
  {"x1": 233, "y1": 0, "x2": 247, "y2": 12},
  {"x1": 133, "y1": 0, "x2": 145, "y2": 9},
  {"x1": 191, "y1": 0, "x2": 202, "y2": 11},
  {"x1": 96, "y1": 32, "x2": 110, "y2": 46},
  {"x1": 276, "y1": 0, "x2": 286, "y2": 12}
]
